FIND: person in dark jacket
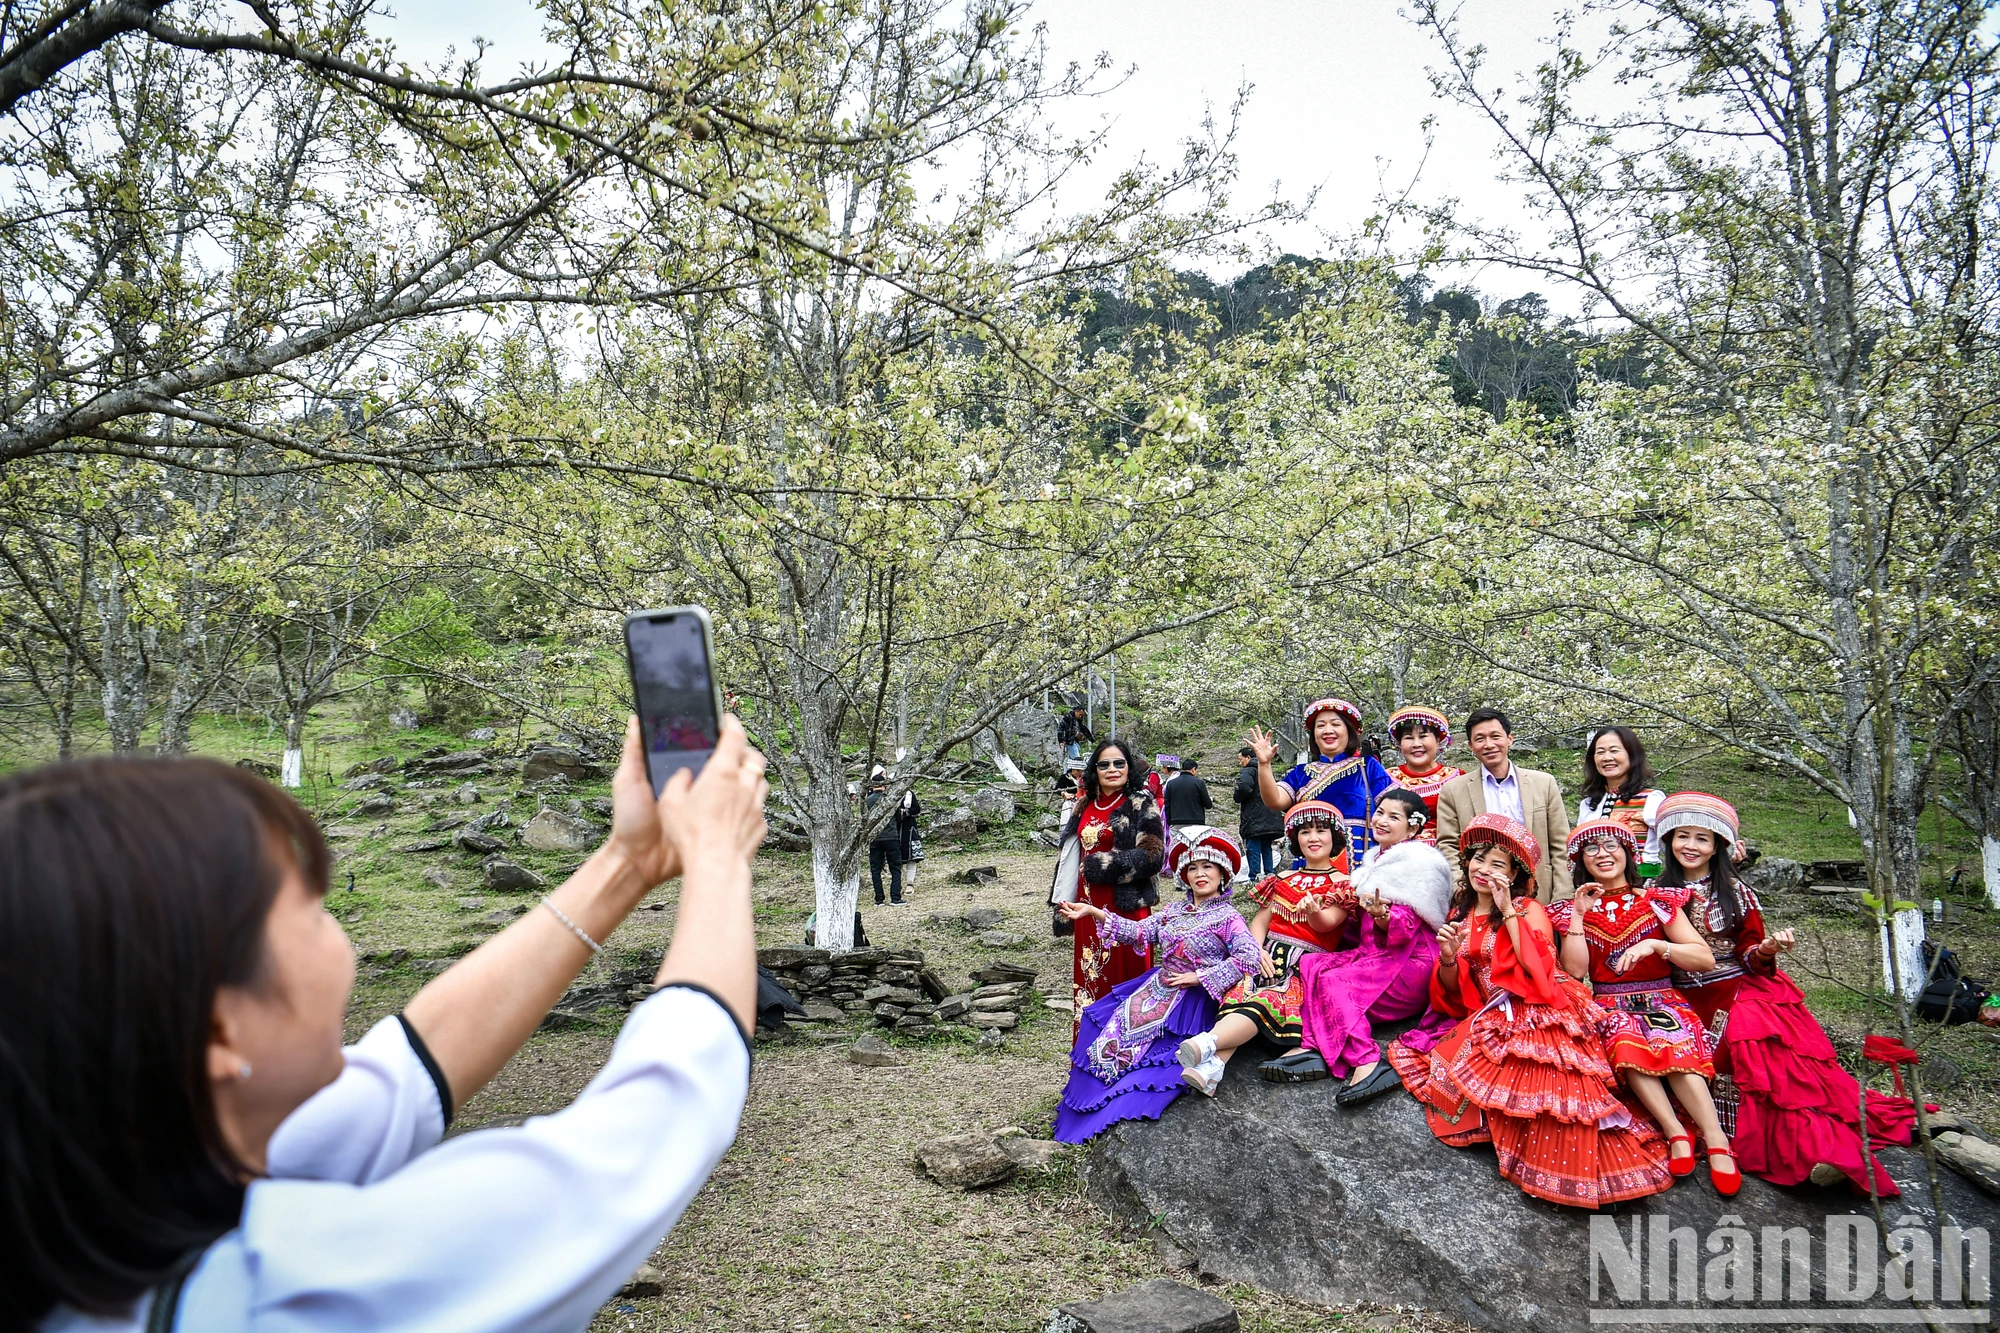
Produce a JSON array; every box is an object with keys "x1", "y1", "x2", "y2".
[
  {"x1": 1235, "y1": 745, "x2": 1286, "y2": 879},
  {"x1": 1163, "y1": 757, "x2": 1214, "y2": 836},
  {"x1": 865, "y1": 775, "x2": 903, "y2": 905},
  {"x1": 1057, "y1": 705, "x2": 1093, "y2": 763},
  {"x1": 894, "y1": 785, "x2": 923, "y2": 896}
]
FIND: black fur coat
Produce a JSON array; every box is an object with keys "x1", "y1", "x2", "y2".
[{"x1": 1059, "y1": 787, "x2": 1165, "y2": 914}]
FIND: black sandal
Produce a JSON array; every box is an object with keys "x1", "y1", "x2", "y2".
[
  {"x1": 1334, "y1": 1061, "x2": 1403, "y2": 1105},
  {"x1": 1259, "y1": 1050, "x2": 1329, "y2": 1083}
]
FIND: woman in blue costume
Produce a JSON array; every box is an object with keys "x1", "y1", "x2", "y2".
[{"x1": 1246, "y1": 698, "x2": 1395, "y2": 868}]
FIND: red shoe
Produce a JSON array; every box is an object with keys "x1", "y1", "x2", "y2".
[
  {"x1": 1667, "y1": 1132, "x2": 1696, "y2": 1177},
  {"x1": 1707, "y1": 1147, "x2": 1742, "y2": 1197}
]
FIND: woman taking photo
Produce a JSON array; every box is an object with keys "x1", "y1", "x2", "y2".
[
  {"x1": 6, "y1": 717, "x2": 768, "y2": 1332},
  {"x1": 1553, "y1": 819, "x2": 1738, "y2": 1195},
  {"x1": 1048, "y1": 738, "x2": 1165, "y2": 1027}
]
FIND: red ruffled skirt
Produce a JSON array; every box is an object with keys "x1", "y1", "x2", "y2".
[
  {"x1": 1725, "y1": 971, "x2": 1900, "y2": 1196},
  {"x1": 1388, "y1": 975, "x2": 1671, "y2": 1210}
]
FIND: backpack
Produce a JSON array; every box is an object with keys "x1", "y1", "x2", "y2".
[{"x1": 1916, "y1": 941, "x2": 1991, "y2": 1025}]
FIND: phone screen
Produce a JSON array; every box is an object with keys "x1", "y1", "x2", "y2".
[{"x1": 625, "y1": 611, "x2": 720, "y2": 797}]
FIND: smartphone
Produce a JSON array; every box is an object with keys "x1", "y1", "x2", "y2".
[{"x1": 623, "y1": 606, "x2": 725, "y2": 798}]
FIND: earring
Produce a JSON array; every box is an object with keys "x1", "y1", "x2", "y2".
[{"x1": 239, "y1": 1062, "x2": 253, "y2": 1079}]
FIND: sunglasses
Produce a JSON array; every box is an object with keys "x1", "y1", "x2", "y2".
[{"x1": 1095, "y1": 758, "x2": 1128, "y2": 771}]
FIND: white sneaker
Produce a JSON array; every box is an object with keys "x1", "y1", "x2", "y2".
[
  {"x1": 1177, "y1": 1033, "x2": 1217, "y2": 1068},
  {"x1": 1181, "y1": 1055, "x2": 1226, "y2": 1097}
]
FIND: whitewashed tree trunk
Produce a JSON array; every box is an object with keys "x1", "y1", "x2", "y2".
[
  {"x1": 811, "y1": 836, "x2": 860, "y2": 952},
  {"x1": 1983, "y1": 834, "x2": 2000, "y2": 912},
  {"x1": 281, "y1": 709, "x2": 307, "y2": 788},
  {"x1": 1880, "y1": 907, "x2": 1927, "y2": 1002}
]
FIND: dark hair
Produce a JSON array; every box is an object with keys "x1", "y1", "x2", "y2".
[
  {"x1": 1658, "y1": 826, "x2": 1745, "y2": 932},
  {"x1": 1182, "y1": 758, "x2": 1199, "y2": 772},
  {"x1": 1464, "y1": 707, "x2": 1513, "y2": 738},
  {"x1": 1449, "y1": 842, "x2": 1534, "y2": 924},
  {"x1": 1081, "y1": 738, "x2": 1148, "y2": 803},
  {"x1": 1374, "y1": 787, "x2": 1430, "y2": 831},
  {"x1": 0, "y1": 758, "x2": 330, "y2": 1327},
  {"x1": 1238, "y1": 745, "x2": 1255, "y2": 759},
  {"x1": 1580, "y1": 725, "x2": 1657, "y2": 806}
]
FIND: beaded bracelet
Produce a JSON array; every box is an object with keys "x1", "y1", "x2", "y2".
[{"x1": 541, "y1": 896, "x2": 604, "y2": 956}]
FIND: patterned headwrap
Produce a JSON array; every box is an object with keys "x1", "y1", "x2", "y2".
[
  {"x1": 1168, "y1": 825, "x2": 1245, "y2": 895},
  {"x1": 1386, "y1": 705, "x2": 1451, "y2": 748},
  {"x1": 1303, "y1": 697, "x2": 1364, "y2": 734},
  {"x1": 1654, "y1": 791, "x2": 1739, "y2": 849},
  {"x1": 1461, "y1": 813, "x2": 1541, "y2": 877},
  {"x1": 1283, "y1": 799, "x2": 1350, "y2": 858},
  {"x1": 1566, "y1": 817, "x2": 1639, "y2": 866}
]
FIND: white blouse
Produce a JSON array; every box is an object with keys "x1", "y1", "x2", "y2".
[{"x1": 43, "y1": 985, "x2": 749, "y2": 1333}]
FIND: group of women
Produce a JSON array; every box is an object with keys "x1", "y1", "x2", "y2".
[{"x1": 1045, "y1": 698, "x2": 1911, "y2": 1210}]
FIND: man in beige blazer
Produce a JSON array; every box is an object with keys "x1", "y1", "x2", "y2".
[{"x1": 1435, "y1": 707, "x2": 1574, "y2": 902}]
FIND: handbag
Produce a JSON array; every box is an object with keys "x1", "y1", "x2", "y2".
[{"x1": 907, "y1": 835, "x2": 925, "y2": 864}]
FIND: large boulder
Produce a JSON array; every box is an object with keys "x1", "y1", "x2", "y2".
[
  {"x1": 522, "y1": 745, "x2": 597, "y2": 783},
  {"x1": 1744, "y1": 856, "x2": 1806, "y2": 893},
  {"x1": 1085, "y1": 1048, "x2": 1998, "y2": 1332},
  {"x1": 1052, "y1": 1279, "x2": 1237, "y2": 1333},
  {"x1": 927, "y1": 806, "x2": 981, "y2": 844},
  {"x1": 915, "y1": 1129, "x2": 1018, "y2": 1189},
  {"x1": 521, "y1": 808, "x2": 599, "y2": 852},
  {"x1": 967, "y1": 788, "x2": 1017, "y2": 826}
]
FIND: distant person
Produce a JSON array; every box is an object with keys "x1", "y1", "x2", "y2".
[
  {"x1": 865, "y1": 773, "x2": 904, "y2": 905},
  {"x1": 6, "y1": 716, "x2": 766, "y2": 1332},
  {"x1": 1233, "y1": 745, "x2": 1285, "y2": 879},
  {"x1": 1434, "y1": 707, "x2": 1573, "y2": 902},
  {"x1": 1577, "y1": 724, "x2": 1665, "y2": 871},
  {"x1": 1057, "y1": 704, "x2": 1092, "y2": 764},
  {"x1": 1162, "y1": 756, "x2": 1213, "y2": 839},
  {"x1": 1055, "y1": 762, "x2": 1085, "y2": 825},
  {"x1": 894, "y1": 783, "x2": 923, "y2": 897}
]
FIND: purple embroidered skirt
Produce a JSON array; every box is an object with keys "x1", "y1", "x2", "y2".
[{"x1": 1053, "y1": 970, "x2": 1218, "y2": 1144}]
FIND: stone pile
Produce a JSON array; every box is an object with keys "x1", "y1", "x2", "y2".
[
  {"x1": 756, "y1": 946, "x2": 950, "y2": 1034},
  {"x1": 936, "y1": 961, "x2": 1037, "y2": 1033}
]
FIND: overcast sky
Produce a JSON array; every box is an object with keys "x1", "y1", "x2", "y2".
[{"x1": 380, "y1": 1, "x2": 1575, "y2": 301}]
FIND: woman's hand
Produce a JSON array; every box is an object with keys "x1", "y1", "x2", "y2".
[
  {"x1": 1363, "y1": 890, "x2": 1392, "y2": 924},
  {"x1": 1611, "y1": 939, "x2": 1665, "y2": 973},
  {"x1": 1244, "y1": 727, "x2": 1278, "y2": 767},
  {"x1": 1165, "y1": 971, "x2": 1205, "y2": 989},
  {"x1": 655, "y1": 715, "x2": 768, "y2": 872},
  {"x1": 1437, "y1": 921, "x2": 1464, "y2": 967},
  {"x1": 1760, "y1": 928, "x2": 1796, "y2": 957},
  {"x1": 1058, "y1": 900, "x2": 1105, "y2": 923},
  {"x1": 1258, "y1": 947, "x2": 1278, "y2": 980},
  {"x1": 603, "y1": 716, "x2": 682, "y2": 889}
]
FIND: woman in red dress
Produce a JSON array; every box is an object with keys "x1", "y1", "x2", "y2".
[
  {"x1": 1657, "y1": 792, "x2": 1899, "y2": 1196},
  {"x1": 1553, "y1": 819, "x2": 1740, "y2": 1195},
  {"x1": 1387, "y1": 814, "x2": 1671, "y2": 1210},
  {"x1": 1048, "y1": 739, "x2": 1165, "y2": 1030}
]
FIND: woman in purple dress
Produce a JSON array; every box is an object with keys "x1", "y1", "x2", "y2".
[{"x1": 1053, "y1": 828, "x2": 1262, "y2": 1143}]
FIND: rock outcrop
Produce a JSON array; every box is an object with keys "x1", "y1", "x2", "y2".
[{"x1": 1084, "y1": 1045, "x2": 1998, "y2": 1333}]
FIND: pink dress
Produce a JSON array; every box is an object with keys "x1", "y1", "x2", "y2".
[{"x1": 1297, "y1": 840, "x2": 1457, "y2": 1077}]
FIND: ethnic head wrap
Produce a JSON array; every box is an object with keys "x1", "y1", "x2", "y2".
[
  {"x1": 1566, "y1": 817, "x2": 1639, "y2": 866},
  {"x1": 1303, "y1": 697, "x2": 1363, "y2": 734},
  {"x1": 1283, "y1": 799, "x2": 1349, "y2": 859},
  {"x1": 1460, "y1": 813, "x2": 1540, "y2": 877},
  {"x1": 1654, "y1": 791, "x2": 1739, "y2": 849},
  {"x1": 1168, "y1": 825, "x2": 1245, "y2": 894},
  {"x1": 1386, "y1": 705, "x2": 1451, "y2": 748}
]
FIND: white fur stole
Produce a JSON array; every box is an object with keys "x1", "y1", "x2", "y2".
[{"x1": 1351, "y1": 840, "x2": 1453, "y2": 930}]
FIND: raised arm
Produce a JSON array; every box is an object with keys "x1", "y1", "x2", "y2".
[{"x1": 402, "y1": 717, "x2": 765, "y2": 1114}]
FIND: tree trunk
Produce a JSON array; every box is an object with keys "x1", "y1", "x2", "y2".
[
  {"x1": 810, "y1": 812, "x2": 860, "y2": 952},
  {"x1": 1389, "y1": 639, "x2": 1410, "y2": 707},
  {"x1": 1983, "y1": 833, "x2": 2000, "y2": 912},
  {"x1": 282, "y1": 709, "x2": 307, "y2": 788},
  {"x1": 155, "y1": 601, "x2": 206, "y2": 754},
  {"x1": 94, "y1": 565, "x2": 147, "y2": 753}
]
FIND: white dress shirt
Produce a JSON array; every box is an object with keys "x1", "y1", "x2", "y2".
[
  {"x1": 42, "y1": 985, "x2": 749, "y2": 1333},
  {"x1": 1481, "y1": 763, "x2": 1526, "y2": 824}
]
